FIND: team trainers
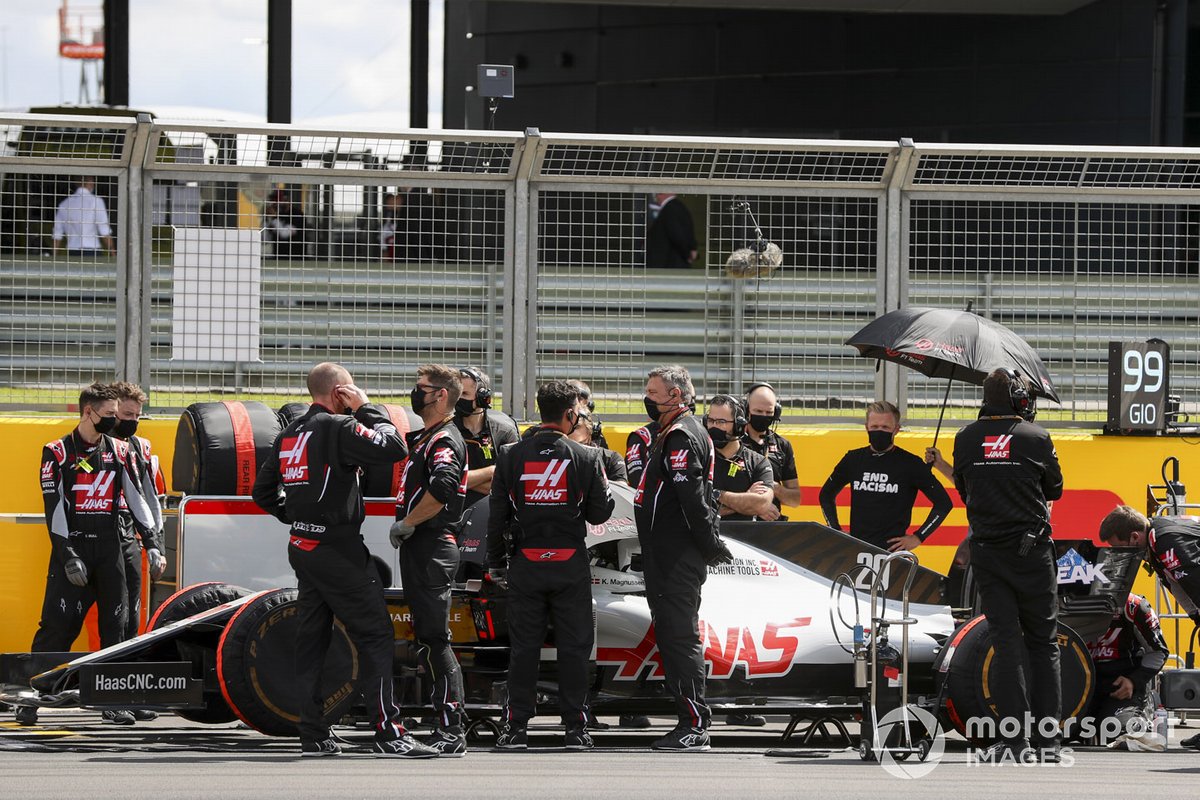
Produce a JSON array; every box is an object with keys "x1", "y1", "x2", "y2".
[
  {"x1": 131, "y1": 709, "x2": 158, "y2": 722},
  {"x1": 300, "y1": 737, "x2": 342, "y2": 757},
  {"x1": 372, "y1": 733, "x2": 439, "y2": 759},
  {"x1": 14, "y1": 705, "x2": 38, "y2": 726},
  {"x1": 564, "y1": 728, "x2": 594, "y2": 750},
  {"x1": 496, "y1": 724, "x2": 529, "y2": 750},
  {"x1": 101, "y1": 710, "x2": 136, "y2": 726},
  {"x1": 425, "y1": 728, "x2": 468, "y2": 758},
  {"x1": 652, "y1": 726, "x2": 711, "y2": 752}
]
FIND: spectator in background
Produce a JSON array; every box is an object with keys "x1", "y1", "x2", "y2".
[
  {"x1": 264, "y1": 189, "x2": 308, "y2": 259},
  {"x1": 646, "y1": 193, "x2": 697, "y2": 268},
  {"x1": 52, "y1": 177, "x2": 115, "y2": 257},
  {"x1": 381, "y1": 191, "x2": 405, "y2": 261}
]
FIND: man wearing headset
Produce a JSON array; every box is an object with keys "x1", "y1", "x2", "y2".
[
  {"x1": 453, "y1": 367, "x2": 520, "y2": 510},
  {"x1": 741, "y1": 383, "x2": 801, "y2": 518},
  {"x1": 953, "y1": 368, "x2": 1064, "y2": 763},
  {"x1": 706, "y1": 395, "x2": 777, "y2": 522}
]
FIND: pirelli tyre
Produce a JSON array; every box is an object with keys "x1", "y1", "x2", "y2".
[
  {"x1": 274, "y1": 402, "x2": 419, "y2": 498},
  {"x1": 173, "y1": 401, "x2": 282, "y2": 495},
  {"x1": 147, "y1": 582, "x2": 252, "y2": 725},
  {"x1": 936, "y1": 614, "x2": 1095, "y2": 744},
  {"x1": 216, "y1": 588, "x2": 360, "y2": 737}
]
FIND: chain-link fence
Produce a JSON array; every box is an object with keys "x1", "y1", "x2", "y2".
[{"x1": 3, "y1": 115, "x2": 1198, "y2": 426}]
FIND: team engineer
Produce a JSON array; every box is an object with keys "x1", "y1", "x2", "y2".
[
  {"x1": 635, "y1": 365, "x2": 734, "y2": 751},
  {"x1": 819, "y1": 401, "x2": 951, "y2": 551},
  {"x1": 253, "y1": 363, "x2": 435, "y2": 758},
  {"x1": 391, "y1": 364, "x2": 471, "y2": 757},
  {"x1": 706, "y1": 395, "x2": 777, "y2": 522},
  {"x1": 489, "y1": 381, "x2": 615, "y2": 750},
  {"x1": 954, "y1": 369, "x2": 1063, "y2": 762},
  {"x1": 741, "y1": 383, "x2": 801, "y2": 516}
]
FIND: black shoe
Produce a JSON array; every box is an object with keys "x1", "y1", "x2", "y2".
[
  {"x1": 496, "y1": 724, "x2": 528, "y2": 750},
  {"x1": 1181, "y1": 732, "x2": 1200, "y2": 749},
  {"x1": 725, "y1": 713, "x2": 766, "y2": 727},
  {"x1": 1037, "y1": 744, "x2": 1063, "y2": 763},
  {"x1": 619, "y1": 714, "x2": 652, "y2": 729},
  {"x1": 372, "y1": 733, "x2": 439, "y2": 759},
  {"x1": 300, "y1": 737, "x2": 342, "y2": 757},
  {"x1": 565, "y1": 728, "x2": 594, "y2": 750},
  {"x1": 425, "y1": 728, "x2": 467, "y2": 758},
  {"x1": 102, "y1": 710, "x2": 136, "y2": 726},
  {"x1": 588, "y1": 718, "x2": 612, "y2": 730},
  {"x1": 131, "y1": 709, "x2": 158, "y2": 722},
  {"x1": 14, "y1": 705, "x2": 37, "y2": 726},
  {"x1": 652, "y1": 726, "x2": 711, "y2": 752}
]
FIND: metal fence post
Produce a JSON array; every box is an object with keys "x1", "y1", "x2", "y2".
[
  {"x1": 121, "y1": 113, "x2": 153, "y2": 386},
  {"x1": 882, "y1": 138, "x2": 915, "y2": 409},
  {"x1": 507, "y1": 128, "x2": 540, "y2": 422}
]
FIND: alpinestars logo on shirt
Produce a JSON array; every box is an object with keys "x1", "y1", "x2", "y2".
[
  {"x1": 521, "y1": 459, "x2": 570, "y2": 503},
  {"x1": 279, "y1": 431, "x2": 312, "y2": 483},
  {"x1": 982, "y1": 435, "x2": 1013, "y2": 460},
  {"x1": 73, "y1": 470, "x2": 116, "y2": 512}
]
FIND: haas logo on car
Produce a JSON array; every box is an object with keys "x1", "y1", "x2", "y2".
[
  {"x1": 982, "y1": 434, "x2": 1013, "y2": 460},
  {"x1": 522, "y1": 459, "x2": 570, "y2": 503},
  {"x1": 279, "y1": 431, "x2": 312, "y2": 483},
  {"x1": 73, "y1": 471, "x2": 117, "y2": 512}
]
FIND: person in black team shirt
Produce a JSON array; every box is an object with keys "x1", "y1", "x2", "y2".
[
  {"x1": 706, "y1": 395, "x2": 777, "y2": 522},
  {"x1": 390, "y1": 364, "x2": 470, "y2": 758},
  {"x1": 819, "y1": 401, "x2": 951, "y2": 552},
  {"x1": 17, "y1": 382, "x2": 162, "y2": 728},
  {"x1": 253, "y1": 363, "x2": 434, "y2": 758},
  {"x1": 954, "y1": 368, "x2": 1063, "y2": 763},
  {"x1": 454, "y1": 367, "x2": 519, "y2": 510},
  {"x1": 741, "y1": 383, "x2": 801, "y2": 518},
  {"x1": 635, "y1": 365, "x2": 734, "y2": 752},
  {"x1": 1083, "y1": 591, "x2": 1169, "y2": 748},
  {"x1": 566, "y1": 385, "x2": 626, "y2": 483},
  {"x1": 489, "y1": 381, "x2": 615, "y2": 751},
  {"x1": 624, "y1": 420, "x2": 659, "y2": 489}
]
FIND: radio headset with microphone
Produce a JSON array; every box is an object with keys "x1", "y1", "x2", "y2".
[
  {"x1": 745, "y1": 382, "x2": 782, "y2": 424},
  {"x1": 460, "y1": 367, "x2": 492, "y2": 408},
  {"x1": 705, "y1": 394, "x2": 748, "y2": 437}
]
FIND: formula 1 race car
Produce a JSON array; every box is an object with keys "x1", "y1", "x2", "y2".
[{"x1": 2, "y1": 482, "x2": 1140, "y2": 745}]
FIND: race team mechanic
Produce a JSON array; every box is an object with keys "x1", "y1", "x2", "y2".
[
  {"x1": 110, "y1": 382, "x2": 167, "y2": 643},
  {"x1": 19, "y1": 382, "x2": 162, "y2": 727},
  {"x1": 635, "y1": 365, "x2": 734, "y2": 752},
  {"x1": 625, "y1": 421, "x2": 659, "y2": 488},
  {"x1": 819, "y1": 401, "x2": 951, "y2": 551},
  {"x1": 566, "y1": 387, "x2": 627, "y2": 482},
  {"x1": 953, "y1": 369, "x2": 1064, "y2": 762},
  {"x1": 253, "y1": 363, "x2": 436, "y2": 759},
  {"x1": 391, "y1": 364, "x2": 470, "y2": 757},
  {"x1": 488, "y1": 381, "x2": 615, "y2": 750},
  {"x1": 453, "y1": 367, "x2": 519, "y2": 509},
  {"x1": 706, "y1": 395, "x2": 777, "y2": 522},
  {"x1": 741, "y1": 383, "x2": 801, "y2": 517},
  {"x1": 1083, "y1": 591, "x2": 1169, "y2": 748}
]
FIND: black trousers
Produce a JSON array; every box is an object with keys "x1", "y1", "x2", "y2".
[
  {"x1": 970, "y1": 537, "x2": 1061, "y2": 745},
  {"x1": 504, "y1": 547, "x2": 593, "y2": 727},
  {"x1": 398, "y1": 528, "x2": 465, "y2": 732},
  {"x1": 119, "y1": 535, "x2": 143, "y2": 640},
  {"x1": 31, "y1": 532, "x2": 128, "y2": 652},
  {"x1": 288, "y1": 536, "x2": 405, "y2": 744},
  {"x1": 643, "y1": 548, "x2": 711, "y2": 730},
  {"x1": 1086, "y1": 662, "x2": 1150, "y2": 741}
]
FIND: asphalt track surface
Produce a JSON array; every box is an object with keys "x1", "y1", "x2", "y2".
[{"x1": 4, "y1": 710, "x2": 1200, "y2": 799}]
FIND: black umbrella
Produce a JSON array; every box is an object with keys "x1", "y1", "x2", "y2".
[{"x1": 845, "y1": 306, "x2": 1059, "y2": 445}]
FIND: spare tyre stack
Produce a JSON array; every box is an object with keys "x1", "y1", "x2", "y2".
[{"x1": 172, "y1": 401, "x2": 283, "y2": 495}]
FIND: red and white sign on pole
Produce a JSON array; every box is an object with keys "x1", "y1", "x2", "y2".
[{"x1": 59, "y1": 1, "x2": 105, "y2": 60}]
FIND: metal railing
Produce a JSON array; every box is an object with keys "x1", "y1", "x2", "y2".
[{"x1": 2, "y1": 113, "x2": 1198, "y2": 423}]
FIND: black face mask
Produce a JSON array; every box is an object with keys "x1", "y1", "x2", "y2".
[
  {"x1": 748, "y1": 413, "x2": 775, "y2": 432},
  {"x1": 113, "y1": 418, "x2": 138, "y2": 438},
  {"x1": 454, "y1": 398, "x2": 476, "y2": 417},
  {"x1": 93, "y1": 414, "x2": 118, "y2": 435},
  {"x1": 343, "y1": 406, "x2": 353, "y2": 415},
  {"x1": 707, "y1": 426, "x2": 732, "y2": 447},
  {"x1": 411, "y1": 386, "x2": 435, "y2": 414},
  {"x1": 868, "y1": 429, "x2": 894, "y2": 452},
  {"x1": 643, "y1": 396, "x2": 663, "y2": 422}
]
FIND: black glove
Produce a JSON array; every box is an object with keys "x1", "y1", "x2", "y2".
[
  {"x1": 703, "y1": 537, "x2": 734, "y2": 566},
  {"x1": 64, "y1": 557, "x2": 89, "y2": 587}
]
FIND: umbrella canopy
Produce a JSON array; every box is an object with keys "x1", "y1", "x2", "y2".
[{"x1": 845, "y1": 306, "x2": 1059, "y2": 403}]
